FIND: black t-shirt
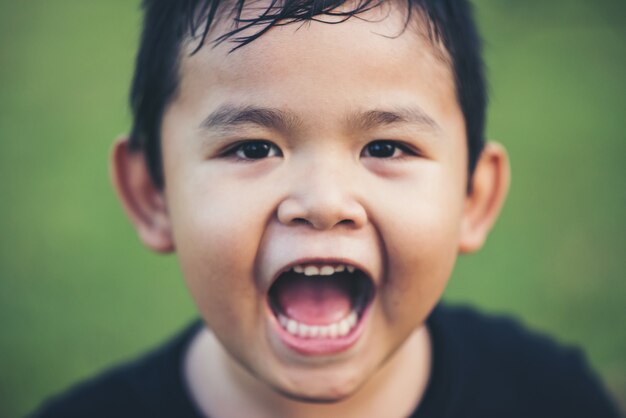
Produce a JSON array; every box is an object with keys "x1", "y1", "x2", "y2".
[{"x1": 30, "y1": 305, "x2": 621, "y2": 418}]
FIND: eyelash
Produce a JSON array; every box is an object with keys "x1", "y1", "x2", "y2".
[
  {"x1": 220, "y1": 139, "x2": 418, "y2": 161},
  {"x1": 360, "y1": 140, "x2": 419, "y2": 159},
  {"x1": 221, "y1": 140, "x2": 282, "y2": 161}
]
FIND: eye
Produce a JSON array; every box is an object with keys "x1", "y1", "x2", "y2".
[
  {"x1": 362, "y1": 140, "x2": 415, "y2": 159},
  {"x1": 226, "y1": 141, "x2": 282, "y2": 160}
]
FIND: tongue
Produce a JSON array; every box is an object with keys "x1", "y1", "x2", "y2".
[{"x1": 274, "y1": 273, "x2": 352, "y2": 325}]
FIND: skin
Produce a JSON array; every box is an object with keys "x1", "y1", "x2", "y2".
[{"x1": 112, "y1": 3, "x2": 510, "y2": 417}]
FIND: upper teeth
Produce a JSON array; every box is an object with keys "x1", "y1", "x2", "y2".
[{"x1": 291, "y1": 264, "x2": 356, "y2": 276}]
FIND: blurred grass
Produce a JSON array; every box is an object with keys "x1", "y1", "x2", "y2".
[{"x1": 0, "y1": 0, "x2": 624, "y2": 416}]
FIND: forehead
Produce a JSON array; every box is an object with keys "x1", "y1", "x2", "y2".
[{"x1": 169, "y1": 2, "x2": 462, "y2": 140}]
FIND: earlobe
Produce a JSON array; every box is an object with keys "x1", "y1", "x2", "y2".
[
  {"x1": 110, "y1": 137, "x2": 175, "y2": 253},
  {"x1": 459, "y1": 142, "x2": 510, "y2": 253}
]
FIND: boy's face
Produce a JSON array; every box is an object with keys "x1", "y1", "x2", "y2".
[{"x1": 159, "y1": 4, "x2": 468, "y2": 401}]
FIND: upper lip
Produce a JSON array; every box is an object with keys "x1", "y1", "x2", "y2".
[
  {"x1": 267, "y1": 256, "x2": 376, "y2": 290},
  {"x1": 256, "y1": 231, "x2": 383, "y2": 292}
]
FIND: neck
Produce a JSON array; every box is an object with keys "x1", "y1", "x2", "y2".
[{"x1": 185, "y1": 325, "x2": 432, "y2": 418}]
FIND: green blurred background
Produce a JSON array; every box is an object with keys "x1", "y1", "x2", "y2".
[{"x1": 0, "y1": 0, "x2": 624, "y2": 416}]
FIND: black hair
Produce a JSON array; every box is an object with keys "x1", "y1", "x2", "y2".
[{"x1": 129, "y1": 0, "x2": 486, "y2": 188}]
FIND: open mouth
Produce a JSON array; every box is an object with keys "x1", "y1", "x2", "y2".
[{"x1": 268, "y1": 263, "x2": 375, "y2": 342}]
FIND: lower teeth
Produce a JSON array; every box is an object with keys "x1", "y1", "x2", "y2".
[{"x1": 278, "y1": 311, "x2": 358, "y2": 339}]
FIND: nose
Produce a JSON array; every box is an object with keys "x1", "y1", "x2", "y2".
[{"x1": 277, "y1": 162, "x2": 368, "y2": 230}]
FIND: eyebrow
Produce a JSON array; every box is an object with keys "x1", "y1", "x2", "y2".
[
  {"x1": 199, "y1": 105, "x2": 302, "y2": 133},
  {"x1": 199, "y1": 104, "x2": 441, "y2": 133},
  {"x1": 347, "y1": 107, "x2": 441, "y2": 132}
]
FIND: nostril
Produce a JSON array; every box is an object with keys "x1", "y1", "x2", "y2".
[{"x1": 277, "y1": 195, "x2": 367, "y2": 230}]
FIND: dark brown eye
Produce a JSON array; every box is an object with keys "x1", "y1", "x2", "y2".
[
  {"x1": 363, "y1": 140, "x2": 400, "y2": 158},
  {"x1": 233, "y1": 141, "x2": 281, "y2": 160}
]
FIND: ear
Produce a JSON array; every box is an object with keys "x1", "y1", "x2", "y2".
[
  {"x1": 110, "y1": 137, "x2": 174, "y2": 253},
  {"x1": 459, "y1": 142, "x2": 510, "y2": 253}
]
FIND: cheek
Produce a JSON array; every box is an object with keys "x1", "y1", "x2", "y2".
[
  {"x1": 373, "y1": 176, "x2": 464, "y2": 324},
  {"x1": 381, "y1": 215, "x2": 459, "y2": 325},
  {"x1": 164, "y1": 172, "x2": 275, "y2": 334}
]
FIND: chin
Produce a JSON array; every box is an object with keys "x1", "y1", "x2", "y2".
[
  {"x1": 274, "y1": 382, "x2": 359, "y2": 404},
  {"x1": 267, "y1": 366, "x2": 368, "y2": 404}
]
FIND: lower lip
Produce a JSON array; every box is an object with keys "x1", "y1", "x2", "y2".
[{"x1": 269, "y1": 305, "x2": 372, "y2": 356}]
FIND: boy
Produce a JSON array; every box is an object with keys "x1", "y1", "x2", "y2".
[{"x1": 33, "y1": 0, "x2": 620, "y2": 417}]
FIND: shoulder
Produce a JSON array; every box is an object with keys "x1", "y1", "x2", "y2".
[
  {"x1": 432, "y1": 304, "x2": 578, "y2": 365},
  {"x1": 29, "y1": 320, "x2": 204, "y2": 418},
  {"x1": 29, "y1": 365, "x2": 146, "y2": 418},
  {"x1": 424, "y1": 304, "x2": 621, "y2": 418}
]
